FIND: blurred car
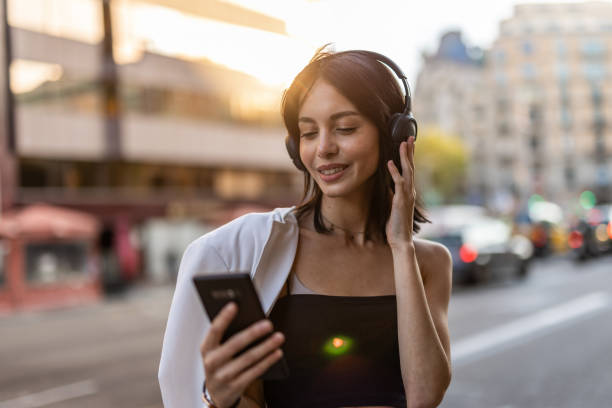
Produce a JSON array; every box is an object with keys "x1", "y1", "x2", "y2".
[
  {"x1": 424, "y1": 216, "x2": 533, "y2": 285},
  {"x1": 515, "y1": 200, "x2": 568, "y2": 257},
  {"x1": 569, "y1": 204, "x2": 612, "y2": 261},
  {"x1": 420, "y1": 205, "x2": 488, "y2": 237}
]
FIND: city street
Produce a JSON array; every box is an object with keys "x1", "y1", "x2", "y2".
[{"x1": 0, "y1": 254, "x2": 611, "y2": 408}]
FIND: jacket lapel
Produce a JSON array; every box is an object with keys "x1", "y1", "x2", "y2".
[{"x1": 252, "y1": 217, "x2": 299, "y2": 316}]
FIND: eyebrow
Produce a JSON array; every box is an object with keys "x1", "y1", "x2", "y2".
[{"x1": 298, "y1": 110, "x2": 360, "y2": 124}]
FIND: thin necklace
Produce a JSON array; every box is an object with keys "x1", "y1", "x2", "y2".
[{"x1": 321, "y1": 214, "x2": 366, "y2": 235}]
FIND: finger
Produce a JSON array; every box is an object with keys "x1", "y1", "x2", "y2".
[
  {"x1": 215, "y1": 331, "x2": 285, "y2": 382},
  {"x1": 387, "y1": 160, "x2": 408, "y2": 196},
  {"x1": 408, "y1": 136, "x2": 415, "y2": 171},
  {"x1": 387, "y1": 160, "x2": 401, "y2": 183},
  {"x1": 399, "y1": 141, "x2": 410, "y2": 176},
  {"x1": 231, "y1": 348, "x2": 284, "y2": 390},
  {"x1": 201, "y1": 302, "x2": 238, "y2": 354},
  {"x1": 209, "y1": 319, "x2": 274, "y2": 367}
]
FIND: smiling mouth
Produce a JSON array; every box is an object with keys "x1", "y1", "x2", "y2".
[{"x1": 319, "y1": 167, "x2": 347, "y2": 175}]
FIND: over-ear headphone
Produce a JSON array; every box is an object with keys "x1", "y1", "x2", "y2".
[{"x1": 284, "y1": 49, "x2": 418, "y2": 172}]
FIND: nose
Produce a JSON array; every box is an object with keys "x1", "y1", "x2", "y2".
[{"x1": 317, "y1": 129, "x2": 338, "y2": 158}]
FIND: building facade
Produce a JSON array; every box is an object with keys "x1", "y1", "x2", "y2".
[
  {"x1": 0, "y1": 0, "x2": 302, "y2": 290},
  {"x1": 491, "y1": 1, "x2": 612, "y2": 206},
  {"x1": 416, "y1": 2, "x2": 612, "y2": 212},
  {"x1": 414, "y1": 31, "x2": 495, "y2": 207}
]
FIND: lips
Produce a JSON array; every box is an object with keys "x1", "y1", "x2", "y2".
[
  {"x1": 317, "y1": 163, "x2": 349, "y2": 172},
  {"x1": 317, "y1": 164, "x2": 349, "y2": 182}
]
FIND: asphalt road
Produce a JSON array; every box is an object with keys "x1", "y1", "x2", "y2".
[
  {"x1": 0, "y1": 254, "x2": 610, "y2": 408},
  {"x1": 442, "y1": 254, "x2": 612, "y2": 408}
]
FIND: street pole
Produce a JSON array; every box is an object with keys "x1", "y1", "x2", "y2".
[
  {"x1": 102, "y1": 0, "x2": 120, "y2": 160},
  {"x1": 0, "y1": 0, "x2": 16, "y2": 217}
]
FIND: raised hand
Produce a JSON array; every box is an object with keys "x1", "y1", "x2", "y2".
[{"x1": 385, "y1": 136, "x2": 416, "y2": 250}]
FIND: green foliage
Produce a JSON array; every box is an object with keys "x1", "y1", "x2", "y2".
[{"x1": 414, "y1": 126, "x2": 468, "y2": 204}]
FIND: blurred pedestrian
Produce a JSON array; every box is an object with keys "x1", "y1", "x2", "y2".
[{"x1": 159, "y1": 46, "x2": 452, "y2": 408}]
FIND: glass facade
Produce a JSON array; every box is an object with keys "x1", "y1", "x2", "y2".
[{"x1": 25, "y1": 241, "x2": 88, "y2": 285}]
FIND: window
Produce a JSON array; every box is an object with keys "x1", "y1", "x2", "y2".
[
  {"x1": 581, "y1": 39, "x2": 606, "y2": 58},
  {"x1": 591, "y1": 86, "x2": 603, "y2": 107},
  {"x1": 497, "y1": 98, "x2": 509, "y2": 113},
  {"x1": 560, "y1": 85, "x2": 570, "y2": 106},
  {"x1": 494, "y1": 49, "x2": 506, "y2": 65},
  {"x1": 556, "y1": 40, "x2": 568, "y2": 61},
  {"x1": 501, "y1": 156, "x2": 514, "y2": 167},
  {"x1": 564, "y1": 166, "x2": 575, "y2": 186},
  {"x1": 593, "y1": 112, "x2": 605, "y2": 133},
  {"x1": 522, "y1": 63, "x2": 536, "y2": 79},
  {"x1": 522, "y1": 41, "x2": 534, "y2": 55},
  {"x1": 529, "y1": 105, "x2": 541, "y2": 122},
  {"x1": 498, "y1": 122, "x2": 511, "y2": 136},
  {"x1": 555, "y1": 63, "x2": 569, "y2": 80},
  {"x1": 596, "y1": 165, "x2": 610, "y2": 187},
  {"x1": 25, "y1": 241, "x2": 88, "y2": 285},
  {"x1": 583, "y1": 63, "x2": 606, "y2": 81},
  {"x1": 495, "y1": 72, "x2": 507, "y2": 86},
  {"x1": 561, "y1": 109, "x2": 572, "y2": 130}
]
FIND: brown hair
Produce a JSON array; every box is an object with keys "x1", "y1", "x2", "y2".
[{"x1": 282, "y1": 46, "x2": 430, "y2": 243}]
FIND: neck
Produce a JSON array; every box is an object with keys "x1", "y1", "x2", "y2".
[{"x1": 320, "y1": 190, "x2": 371, "y2": 237}]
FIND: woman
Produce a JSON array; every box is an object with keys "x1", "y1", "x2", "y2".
[{"x1": 158, "y1": 47, "x2": 452, "y2": 408}]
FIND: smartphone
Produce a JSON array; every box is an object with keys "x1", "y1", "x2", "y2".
[{"x1": 193, "y1": 272, "x2": 289, "y2": 380}]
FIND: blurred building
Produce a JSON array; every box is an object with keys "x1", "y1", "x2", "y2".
[
  {"x1": 491, "y1": 1, "x2": 612, "y2": 206},
  {"x1": 416, "y1": 2, "x2": 612, "y2": 211},
  {"x1": 414, "y1": 31, "x2": 493, "y2": 207},
  {"x1": 0, "y1": 0, "x2": 302, "y2": 288}
]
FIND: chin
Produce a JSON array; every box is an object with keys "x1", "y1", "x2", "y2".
[{"x1": 318, "y1": 181, "x2": 361, "y2": 198}]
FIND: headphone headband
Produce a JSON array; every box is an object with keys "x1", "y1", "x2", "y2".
[{"x1": 343, "y1": 50, "x2": 412, "y2": 114}]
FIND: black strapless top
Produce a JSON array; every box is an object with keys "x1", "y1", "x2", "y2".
[{"x1": 263, "y1": 294, "x2": 406, "y2": 408}]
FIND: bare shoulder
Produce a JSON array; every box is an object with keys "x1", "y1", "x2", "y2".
[{"x1": 413, "y1": 238, "x2": 452, "y2": 285}]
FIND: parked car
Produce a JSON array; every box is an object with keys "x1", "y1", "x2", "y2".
[
  {"x1": 424, "y1": 216, "x2": 533, "y2": 285},
  {"x1": 569, "y1": 204, "x2": 612, "y2": 261}
]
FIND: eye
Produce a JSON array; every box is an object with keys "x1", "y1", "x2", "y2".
[
  {"x1": 336, "y1": 127, "x2": 356, "y2": 134},
  {"x1": 300, "y1": 131, "x2": 317, "y2": 138}
]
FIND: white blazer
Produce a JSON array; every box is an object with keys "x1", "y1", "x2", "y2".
[{"x1": 158, "y1": 206, "x2": 299, "y2": 408}]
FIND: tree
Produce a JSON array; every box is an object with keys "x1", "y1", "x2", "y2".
[{"x1": 414, "y1": 126, "x2": 468, "y2": 205}]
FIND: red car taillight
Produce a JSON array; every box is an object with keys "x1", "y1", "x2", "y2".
[
  {"x1": 459, "y1": 244, "x2": 478, "y2": 263},
  {"x1": 568, "y1": 230, "x2": 583, "y2": 249}
]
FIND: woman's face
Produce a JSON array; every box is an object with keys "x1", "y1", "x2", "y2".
[{"x1": 297, "y1": 79, "x2": 380, "y2": 199}]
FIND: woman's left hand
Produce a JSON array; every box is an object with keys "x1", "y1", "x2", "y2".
[{"x1": 386, "y1": 136, "x2": 416, "y2": 250}]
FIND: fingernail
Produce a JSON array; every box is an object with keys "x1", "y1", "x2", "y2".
[
  {"x1": 225, "y1": 302, "x2": 236, "y2": 312},
  {"x1": 257, "y1": 320, "x2": 272, "y2": 330}
]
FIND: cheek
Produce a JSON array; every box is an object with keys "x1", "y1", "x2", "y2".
[
  {"x1": 299, "y1": 141, "x2": 317, "y2": 173},
  {"x1": 352, "y1": 137, "x2": 380, "y2": 171},
  {"x1": 298, "y1": 141, "x2": 310, "y2": 163}
]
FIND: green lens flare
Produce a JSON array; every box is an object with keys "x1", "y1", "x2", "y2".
[
  {"x1": 579, "y1": 191, "x2": 596, "y2": 210},
  {"x1": 323, "y1": 335, "x2": 353, "y2": 357}
]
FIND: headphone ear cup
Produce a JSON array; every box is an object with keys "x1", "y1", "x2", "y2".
[
  {"x1": 285, "y1": 135, "x2": 306, "y2": 171},
  {"x1": 388, "y1": 113, "x2": 417, "y2": 145},
  {"x1": 388, "y1": 113, "x2": 418, "y2": 172}
]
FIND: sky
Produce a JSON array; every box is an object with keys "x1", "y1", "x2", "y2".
[
  {"x1": 9, "y1": 0, "x2": 611, "y2": 91},
  {"x1": 220, "y1": 0, "x2": 605, "y2": 85}
]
